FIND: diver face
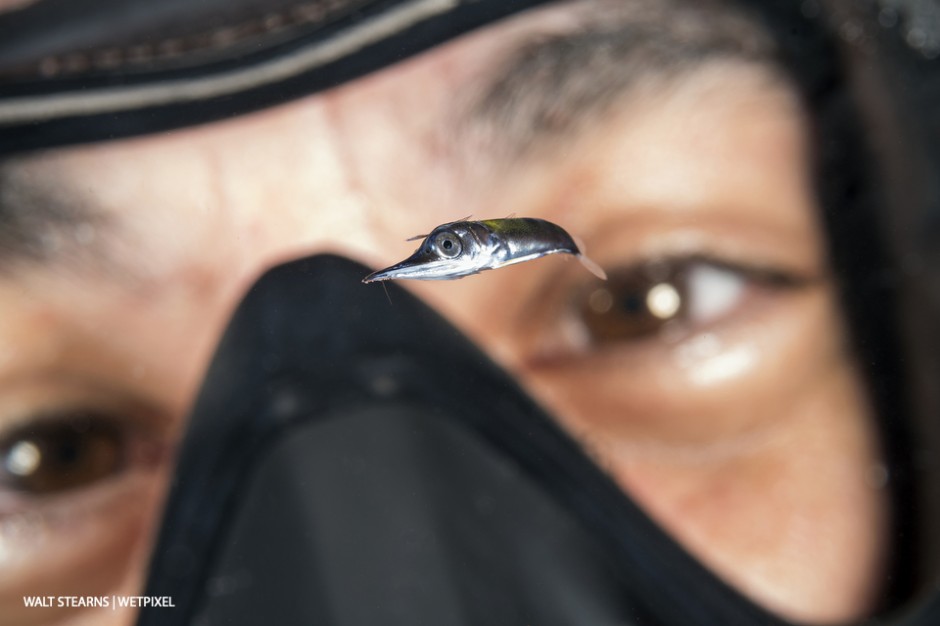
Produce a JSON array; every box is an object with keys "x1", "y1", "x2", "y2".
[{"x1": 0, "y1": 1, "x2": 886, "y2": 624}]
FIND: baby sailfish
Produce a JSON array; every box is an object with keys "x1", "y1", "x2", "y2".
[{"x1": 363, "y1": 217, "x2": 606, "y2": 283}]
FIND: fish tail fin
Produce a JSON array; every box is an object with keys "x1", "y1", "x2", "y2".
[
  {"x1": 570, "y1": 233, "x2": 606, "y2": 280},
  {"x1": 578, "y1": 253, "x2": 607, "y2": 280}
]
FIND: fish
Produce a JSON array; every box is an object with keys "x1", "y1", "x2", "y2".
[{"x1": 362, "y1": 217, "x2": 606, "y2": 283}]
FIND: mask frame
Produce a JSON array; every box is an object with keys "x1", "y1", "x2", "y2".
[{"x1": 137, "y1": 254, "x2": 800, "y2": 626}]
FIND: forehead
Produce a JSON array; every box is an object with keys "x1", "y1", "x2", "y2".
[{"x1": 0, "y1": 0, "x2": 805, "y2": 290}]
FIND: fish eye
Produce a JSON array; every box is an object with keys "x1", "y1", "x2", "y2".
[
  {"x1": 1, "y1": 413, "x2": 125, "y2": 496},
  {"x1": 433, "y1": 231, "x2": 462, "y2": 258}
]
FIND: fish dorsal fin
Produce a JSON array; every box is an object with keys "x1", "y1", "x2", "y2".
[{"x1": 409, "y1": 215, "x2": 474, "y2": 240}]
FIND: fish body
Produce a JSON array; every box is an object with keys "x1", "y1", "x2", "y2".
[{"x1": 363, "y1": 217, "x2": 604, "y2": 282}]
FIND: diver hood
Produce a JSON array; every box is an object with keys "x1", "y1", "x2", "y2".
[{"x1": 136, "y1": 254, "x2": 940, "y2": 626}]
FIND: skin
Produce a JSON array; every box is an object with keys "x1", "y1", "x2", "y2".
[{"x1": 0, "y1": 3, "x2": 888, "y2": 625}]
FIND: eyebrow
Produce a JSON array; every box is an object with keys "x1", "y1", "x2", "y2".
[
  {"x1": 0, "y1": 158, "x2": 110, "y2": 272},
  {"x1": 462, "y1": 0, "x2": 781, "y2": 158}
]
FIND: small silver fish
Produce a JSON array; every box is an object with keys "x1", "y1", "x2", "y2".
[{"x1": 363, "y1": 217, "x2": 606, "y2": 283}]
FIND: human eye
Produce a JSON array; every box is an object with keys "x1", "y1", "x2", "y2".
[
  {"x1": 571, "y1": 255, "x2": 809, "y2": 352},
  {"x1": 0, "y1": 390, "x2": 173, "y2": 572},
  {"x1": 509, "y1": 248, "x2": 824, "y2": 446},
  {"x1": 0, "y1": 410, "x2": 154, "y2": 499}
]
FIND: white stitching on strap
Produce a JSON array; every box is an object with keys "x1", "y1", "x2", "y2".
[
  {"x1": 29, "y1": 0, "x2": 364, "y2": 78},
  {"x1": 0, "y1": 0, "x2": 458, "y2": 123}
]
